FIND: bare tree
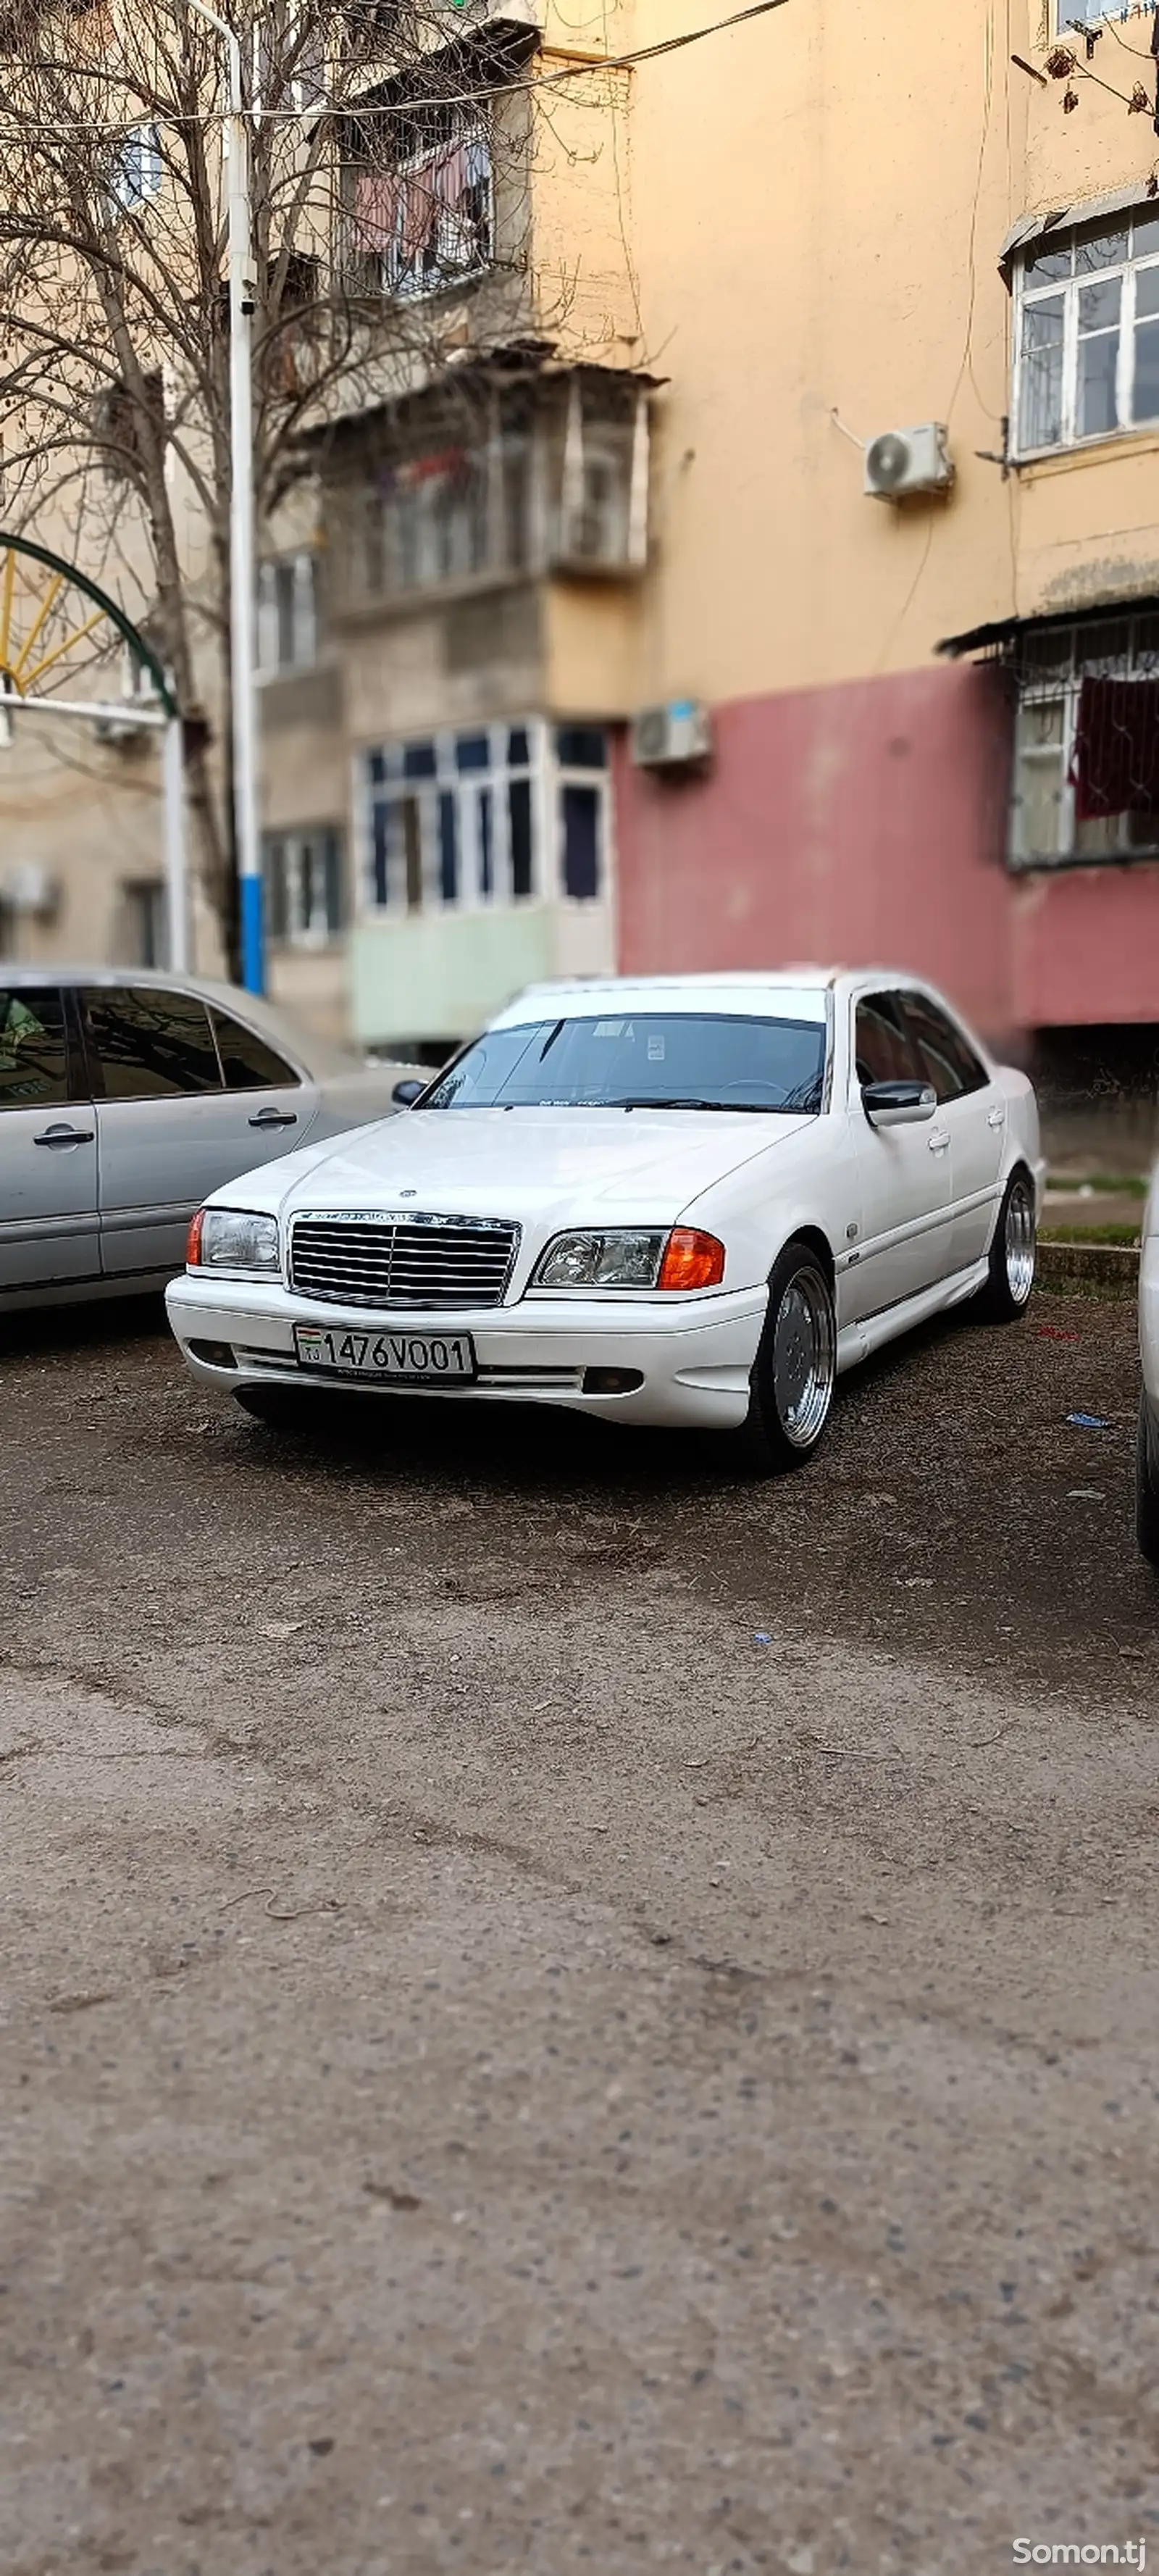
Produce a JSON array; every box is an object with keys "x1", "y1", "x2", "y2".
[{"x1": 0, "y1": 0, "x2": 537, "y2": 965}]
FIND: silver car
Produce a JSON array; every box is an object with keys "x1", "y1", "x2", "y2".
[{"x1": 0, "y1": 967, "x2": 419, "y2": 1312}]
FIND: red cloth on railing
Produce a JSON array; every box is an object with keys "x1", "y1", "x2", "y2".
[{"x1": 1068, "y1": 674, "x2": 1159, "y2": 820}]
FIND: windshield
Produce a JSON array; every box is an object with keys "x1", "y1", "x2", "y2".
[{"x1": 422, "y1": 1012, "x2": 828, "y2": 1114}]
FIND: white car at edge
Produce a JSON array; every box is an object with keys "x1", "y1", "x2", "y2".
[
  {"x1": 1139, "y1": 1168, "x2": 1159, "y2": 1564},
  {"x1": 166, "y1": 970, "x2": 1045, "y2": 1475}
]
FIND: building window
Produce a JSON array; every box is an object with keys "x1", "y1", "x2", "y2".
[
  {"x1": 257, "y1": 552, "x2": 319, "y2": 673},
  {"x1": 1008, "y1": 611, "x2": 1159, "y2": 869},
  {"x1": 112, "y1": 121, "x2": 162, "y2": 210},
  {"x1": 334, "y1": 376, "x2": 649, "y2": 612},
  {"x1": 364, "y1": 721, "x2": 608, "y2": 915},
  {"x1": 1058, "y1": 1, "x2": 1139, "y2": 22},
  {"x1": 1014, "y1": 210, "x2": 1159, "y2": 457},
  {"x1": 123, "y1": 880, "x2": 168, "y2": 968},
  {"x1": 264, "y1": 828, "x2": 346, "y2": 945},
  {"x1": 347, "y1": 112, "x2": 492, "y2": 303},
  {"x1": 97, "y1": 368, "x2": 165, "y2": 480}
]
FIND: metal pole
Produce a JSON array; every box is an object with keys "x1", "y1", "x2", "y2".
[
  {"x1": 163, "y1": 710, "x2": 189, "y2": 972},
  {"x1": 180, "y1": 0, "x2": 263, "y2": 993}
]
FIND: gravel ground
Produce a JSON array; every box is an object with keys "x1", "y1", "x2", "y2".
[{"x1": 0, "y1": 1288, "x2": 1156, "y2": 2576}]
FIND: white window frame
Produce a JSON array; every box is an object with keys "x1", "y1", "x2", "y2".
[
  {"x1": 112, "y1": 122, "x2": 162, "y2": 212},
  {"x1": 359, "y1": 720, "x2": 611, "y2": 920},
  {"x1": 264, "y1": 827, "x2": 345, "y2": 946},
  {"x1": 257, "y1": 551, "x2": 319, "y2": 675},
  {"x1": 1013, "y1": 214, "x2": 1159, "y2": 459},
  {"x1": 1008, "y1": 612, "x2": 1159, "y2": 869}
]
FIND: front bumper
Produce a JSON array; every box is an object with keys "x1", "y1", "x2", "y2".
[
  {"x1": 164, "y1": 1273, "x2": 771, "y2": 1432},
  {"x1": 1141, "y1": 1230, "x2": 1159, "y2": 1409}
]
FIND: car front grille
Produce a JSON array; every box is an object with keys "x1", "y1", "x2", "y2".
[{"x1": 288, "y1": 1212, "x2": 520, "y2": 1311}]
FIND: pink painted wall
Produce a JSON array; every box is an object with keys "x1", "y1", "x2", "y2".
[
  {"x1": 613, "y1": 660, "x2": 1159, "y2": 1043},
  {"x1": 1011, "y1": 865, "x2": 1159, "y2": 1029}
]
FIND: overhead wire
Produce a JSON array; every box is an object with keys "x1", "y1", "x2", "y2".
[{"x1": 0, "y1": 0, "x2": 792, "y2": 135}]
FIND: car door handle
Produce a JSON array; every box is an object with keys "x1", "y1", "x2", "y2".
[
  {"x1": 248, "y1": 1108, "x2": 298, "y2": 1129},
  {"x1": 34, "y1": 1123, "x2": 94, "y2": 1147},
  {"x1": 987, "y1": 1105, "x2": 1006, "y2": 1128},
  {"x1": 927, "y1": 1128, "x2": 951, "y2": 1154}
]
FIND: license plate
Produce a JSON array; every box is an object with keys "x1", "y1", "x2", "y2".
[{"x1": 293, "y1": 1325, "x2": 476, "y2": 1384}]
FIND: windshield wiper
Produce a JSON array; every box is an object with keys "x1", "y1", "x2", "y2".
[{"x1": 608, "y1": 1096, "x2": 781, "y2": 1114}]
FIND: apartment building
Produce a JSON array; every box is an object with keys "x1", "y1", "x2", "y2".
[
  {"x1": 608, "y1": 0, "x2": 1159, "y2": 1136},
  {"x1": 7, "y1": 0, "x2": 1159, "y2": 1129}
]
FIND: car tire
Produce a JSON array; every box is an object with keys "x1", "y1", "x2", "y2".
[
  {"x1": 976, "y1": 1167, "x2": 1037, "y2": 1322},
  {"x1": 731, "y1": 1239, "x2": 837, "y2": 1475},
  {"x1": 233, "y1": 1385, "x2": 314, "y2": 1431},
  {"x1": 1138, "y1": 1393, "x2": 1159, "y2": 1568}
]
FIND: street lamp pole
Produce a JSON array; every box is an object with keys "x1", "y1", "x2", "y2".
[{"x1": 180, "y1": 0, "x2": 264, "y2": 993}]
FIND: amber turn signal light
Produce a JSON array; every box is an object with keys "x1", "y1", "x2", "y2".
[
  {"x1": 657, "y1": 1227, "x2": 726, "y2": 1291},
  {"x1": 186, "y1": 1208, "x2": 206, "y2": 1267}
]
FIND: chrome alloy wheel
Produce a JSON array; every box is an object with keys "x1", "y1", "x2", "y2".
[
  {"x1": 1004, "y1": 1177, "x2": 1037, "y2": 1306},
  {"x1": 771, "y1": 1264, "x2": 837, "y2": 1449}
]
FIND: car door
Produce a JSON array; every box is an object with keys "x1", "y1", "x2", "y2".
[
  {"x1": 0, "y1": 983, "x2": 99, "y2": 1290},
  {"x1": 899, "y1": 988, "x2": 1005, "y2": 1271},
  {"x1": 846, "y1": 989, "x2": 955, "y2": 1323},
  {"x1": 82, "y1": 985, "x2": 317, "y2": 1280}
]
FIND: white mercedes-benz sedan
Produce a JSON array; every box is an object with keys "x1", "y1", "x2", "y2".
[
  {"x1": 1139, "y1": 1165, "x2": 1159, "y2": 1564},
  {"x1": 166, "y1": 970, "x2": 1045, "y2": 1475}
]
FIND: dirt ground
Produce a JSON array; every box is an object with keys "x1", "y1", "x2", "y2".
[{"x1": 1, "y1": 1287, "x2": 1156, "y2": 2576}]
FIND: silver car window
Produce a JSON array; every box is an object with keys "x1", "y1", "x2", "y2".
[
  {"x1": 82, "y1": 986, "x2": 223, "y2": 1099},
  {"x1": 211, "y1": 1009, "x2": 299, "y2": 1092},
  {"x1": 0, "y1": 986, "x2": 71, "y2": 1109}
]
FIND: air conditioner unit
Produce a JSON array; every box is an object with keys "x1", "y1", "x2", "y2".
[
  {"x1": 864, "y1": 422, "x2": 954, "y2": 501},
  {"x1": 0, "y1": 862, "x2": 59, "y2": 918},
  {"x1": 93, "y1": 712, "x2": 148, "y2": 748},
  {"x1": 630, "y1": 699, "x2": 712, "y2": 770}
]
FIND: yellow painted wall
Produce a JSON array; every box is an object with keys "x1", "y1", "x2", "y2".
[{"x1": 551, "y1": 0, "x2": 1159, "y2": 708}]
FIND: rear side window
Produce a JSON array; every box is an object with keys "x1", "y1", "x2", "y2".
[
  {"x1": 855, "y1": 993, "x2": 920, "y2": 1088},
  {"x1": 0, "y1": 987, "x2": 72, "y2": 1110},
  {"x1": 83, "y1": 986, "x2": 222, "y2": 1099},
  {"x1": 212, "y1": 1010, "x2": 299, "y2": 1091},
  {"x1": 900, "y1": 993, "x2": 988, "y2": 1101}
]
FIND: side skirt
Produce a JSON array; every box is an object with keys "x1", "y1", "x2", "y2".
[{"x1": 836, "y1": 1259, "x2": 989, "y2": 1375}]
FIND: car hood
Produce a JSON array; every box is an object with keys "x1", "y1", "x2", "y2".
[{"x1": 223, "y1": 1106, "x2": 817, "y2": 1226}]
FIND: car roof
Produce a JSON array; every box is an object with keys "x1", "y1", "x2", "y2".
[
  {"x1": 488, "y1": 972, "x2": 839, "y2": 1029},
  {"x1": 0, "y1": 964, "x2": 361, "y2": 1077}
]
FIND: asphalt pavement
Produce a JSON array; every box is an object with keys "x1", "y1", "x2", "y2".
[{"x1": 0, "y1": 1287, "x2": 1155, "y2": 2576}]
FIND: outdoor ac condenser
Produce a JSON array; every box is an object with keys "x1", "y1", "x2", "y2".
[
  {"x1": 864, "y1": 422, "x2": 954, "y2": 500},
  {"x1": 0, "y1": 862, "x2": 59, "y2": 918},
  {"x1": 630, "y1": 699, "x2": 712, "y2": 770}
]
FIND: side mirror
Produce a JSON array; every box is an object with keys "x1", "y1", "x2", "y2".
[
  {"x1": 391, "y1": 1077, "x2": 426, "y2": 1109},
  {"x1": 862, "y1": 1079, "x2": 937, "y2": 1128}
]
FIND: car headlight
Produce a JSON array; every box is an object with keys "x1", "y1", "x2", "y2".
[
  {"x1": 187, "y1": 1207, "x2": 280, "y2": 1275},
  {"x1": 530, "y1": 1227, "x2": 725, "y2": 1291}
]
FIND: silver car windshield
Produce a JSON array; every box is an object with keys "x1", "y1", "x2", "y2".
[{"x1": 422, "y1": 1013, "x2": 827, "y2": 1114}]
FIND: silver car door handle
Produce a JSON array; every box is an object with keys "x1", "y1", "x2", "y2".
[
  {"x1": 248, "y1": 1107, "x2": 298, "y2": 1129},
  {"x1": 927, "y1": 1129, "x2": 951, "y2": 1153},
  {"x1": 987, "y1": 1105, "x2": 1005, "y2": 1127},
  {"x1": 35, "y1": 1123, "x2": 94, "y2": 1147}
]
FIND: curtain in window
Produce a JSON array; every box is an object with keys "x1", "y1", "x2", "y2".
[
  {"x1": 353, "y1": 170, "x2": 400, "y2": 251},
  {"x1": 1069, "y1": 675, "x2": 1159, "y2": 820}
]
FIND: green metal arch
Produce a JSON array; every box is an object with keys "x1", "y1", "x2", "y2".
[{"x1": 0, "y1": 529, "x2": 177, "y2": 717}]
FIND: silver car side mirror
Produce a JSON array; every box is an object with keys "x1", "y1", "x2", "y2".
[{"x1": 862, "y1": 1080, "x2": 937, "y2": 1128}]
